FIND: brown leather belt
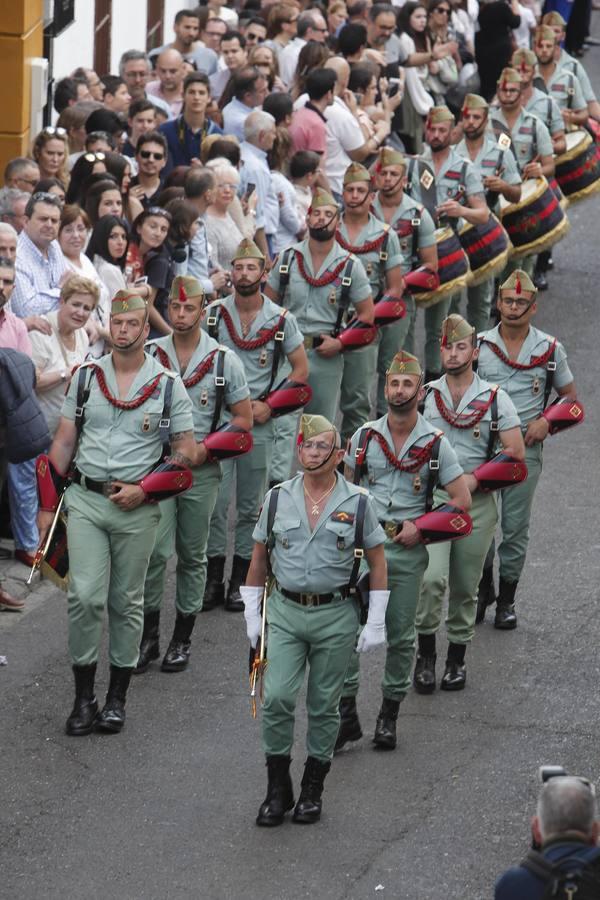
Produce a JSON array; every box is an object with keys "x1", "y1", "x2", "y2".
[
  {"x1": 303, "y1": 335, "x2": 324, "y2": 350},
  {"x1": 277, "y1": 583, "x2": 349, "y2": 607}
]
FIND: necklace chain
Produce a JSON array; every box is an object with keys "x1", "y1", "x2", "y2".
[{"x1": 303, "y1": 479, "x2": 336, "y2": 516}]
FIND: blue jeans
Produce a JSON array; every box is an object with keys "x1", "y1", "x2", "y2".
[{"x1": 7, "y1": 458, "x2": 39, "y2": 551}]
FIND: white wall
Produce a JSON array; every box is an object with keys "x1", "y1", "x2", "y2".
[
  {"x1": 110, "y1": 1, "x2": 148, "y2": 75},
  {"x1": 52, "y1": 0, "x2": 96, "y2": 79}
]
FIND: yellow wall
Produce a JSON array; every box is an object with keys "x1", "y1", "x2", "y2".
[{"x1": 0, "y1": 1, "x2": 44, "y2": 178}]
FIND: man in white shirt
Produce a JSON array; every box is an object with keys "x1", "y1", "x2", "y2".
[
  {"x1": 279, "y1": 10, "x2": 329, "y2": 88},
  {"x1": 239, "y1": 110, "x2": 277, "y2": 261}
]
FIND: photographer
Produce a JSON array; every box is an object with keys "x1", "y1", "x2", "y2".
[{"x1": 495, "y1": 775, "x2": 600, "y2": 899}]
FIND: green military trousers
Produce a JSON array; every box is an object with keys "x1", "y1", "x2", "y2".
[
  {"x1": 343, "y1": 540, "x2": 429, "y2": 702},
  {"x1": 207, "y1": 421, "x2": 274, "y2": 561},
  {"x1": 304, "y1": 347, "x2": 344, "y2": 422},
  {"x1": 375, "y1": 299, "x2": 415, "y2": 417},
  {"x1": 143, "y1": 462, "x2": 222, "y2": 615},
  {"x1": 449, "y1": 278, "x2": 494, "y2": 336},
  {"x1": 262, "y1": 588, "x2": 359, "y2": 762},
  {"x1": 269, "y1": 412, "x2": 298, "y2": 484},
  {"x1": 415, "y1": 490, "x2": 498, "y2": 645},
  {"x1": 489, "y1": 442, "x2": 543, "y2": 582},
  {"x1": 500, "y1": 255, "x2": 536, "y2": 282},
  {"x1": 65, "y1": 483, "x2": 161, "y2": 668},
  {"x1": 339, "y1": 343, "x2": 377, "y2": 445}
]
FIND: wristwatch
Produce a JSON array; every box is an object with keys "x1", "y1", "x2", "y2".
[{"x1": 60, "y1": 370, "x2": 67, "y2": 382}]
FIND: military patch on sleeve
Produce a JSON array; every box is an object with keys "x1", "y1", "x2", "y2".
[{"x1": 331, "y1": 511, "x2": 355, "y2": 524}]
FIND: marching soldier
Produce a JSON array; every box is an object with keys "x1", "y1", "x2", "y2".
[
  {"x1": 203, "y1": 239, "x2": 309, "y2": 612},
  {"x1": 455, "y1": 94, "x2": 522, "y2": 333},
  {"x1": 139, "y1": 275, "x2": 253, "y2": 673},
  {"x1": 371, "y1": 147, "x2": 438, "y2": 416},
  {"x1": 413, "y1": 315, "x2": 524, "y2": 692},
  {"x1": 476, "y1": 270, "x2": 577, "y2": 628},
  {"x1": 37, "y1": 291, "x2": 195, "y2": 736},
  {"x1": 336, "y1": 162, "x2": 404, "y2": 446},
  {"x1": 338, "y1": 351, "x2": 471, "y2": 752},
  {"x1": 542, "y1": 11, "x2": 600, "y2": 122},
  {"x1": 533, "y1": 26, "x2": 588, "y2": 130},
  {"x1": 409, "y1": 107, "x2": 488, "y2": 380},
  {"x1": 242, "y1": 414, "x2": 388, "y2": 825},
  {"x1": 265, "y1": 188, "x2": 375, "y2": 423}
]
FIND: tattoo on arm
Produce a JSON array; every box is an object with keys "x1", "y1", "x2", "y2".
[
  {"x1": 170, "y1": 431, "x2": 194, "y2": 443},
  {"x1": 169, "y1": 450, "x2": 194, "y2": 467}
]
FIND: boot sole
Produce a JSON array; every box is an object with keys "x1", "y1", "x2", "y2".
[
  {"x1": 413, "y1": 681, "x2": 436, "y2": 695},
  {"x1": 372, "y1": 738, "x2": 396, "y2": 750},
  {"x1": 334, "y1": 728, "x2": 363, "y2": 753},
  {"x1": 494, "y1": 621, "x2": 517, "y2": 630},
  {"x1": 292, "y1": 812, "x2": 321, "y2": 824},
  {"x1": 440, "y1": 680, "x2": 466, "y2": 691},
  {"x1": 160, "y1": 661, "x2": 189, "y2": 672},
  {"x1": 256, "y1": 799, "x2": 295, "y2": 826},
  {"x1": 94, "y1": 719, "x2": 124, "y2": 733},
  {"x1": 65, "y1": 722, "x2": 96, "y2": 736}
]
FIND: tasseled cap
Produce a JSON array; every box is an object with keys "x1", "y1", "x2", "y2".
[
  {"x1": 441, "y1": 314, "x2": 475, "y2": 348},
  {"x1": 169, "y1": 275, "x2": 204, "y2": 302},
  {"x1": 497, "y1": 67, "x2": 522, "y2": 89},
  {"x1": 462, "y1": 93, "x2": 489, "y2": 115},
  {"x1": 297, "y1": 414, "x2": 337, "y2": 444},
  {"x1": 386, "y1": 349, "x2": 422, "y2": 377},
  {"x1": 499, "y1": 268, "x2": 537, "y2": 296},
  {"x1": 542, "y1": 11, "x2": 566, "y2": 27},
  {"x1": 375, "y1": 146, "x2": 406, "y2": 172},
  {"x1": 511, "y1": 49, "x2": 536, "y2": 72},
  {"x1": 426, "y1": 105, "x2": 455, "y2": 128},
  {"x1": 111, "y1": 290, "x2": 147, "y2": 315},
  {"x1": 307, "y1": 187, "x2": 339, "y2": 215},
  {"x1": 343, "y1": 162, "x2": 372, "y2": 185},
  {"x1": 231, "y1": 237, "x2": 265, "y2": 263},
  {"x1": 535, "y1": 24, "x2": 557, "y2": 43}
]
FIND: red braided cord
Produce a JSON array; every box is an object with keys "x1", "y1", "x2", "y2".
[
  {"x1": 91, "y1": 365, "x2": 163, "y2": 410},
  {"x1": 433, "y1": 387, "x2": 497, "y2": 430},
  {"x1": 154, "y1": 346, "x2": 219, "y2": 389},
  {"x1": 219, "y1": 306, "x2": 285, "y2": 351},
  {"x1": 480, "y1": 338, "x2": 557, "y2": 371},
  {"x1": 371, "y1": 431, "x2": 440, "y2": 473},
  {"x1": 294, "y1": 250, "x2": 349, "y2": 287},
  {"x1": 335, "y1": 228, "x2": 387, "y2": 255}
]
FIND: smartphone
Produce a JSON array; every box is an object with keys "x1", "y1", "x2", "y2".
[
  {"x1": 134, "y1": 276, "x2": 148, "y2": 285},
  {"x1": 244, "y1": 182, "x2": 256, "y2": 202}
]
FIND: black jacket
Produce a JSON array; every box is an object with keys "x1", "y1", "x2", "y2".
[{"x1": 0, "y1": 348, "x2": 50, "y2": 463}]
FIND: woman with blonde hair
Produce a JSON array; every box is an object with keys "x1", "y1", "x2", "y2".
[
  {"x1": 31, "y1": 127, "x2": 70, "y2": 187},
  {"x1": 204, "y1": 160, "x2": 246, "y2": 270},
  {"x1": 248, "y1": 44, "x2": 286, "y2": 93}
]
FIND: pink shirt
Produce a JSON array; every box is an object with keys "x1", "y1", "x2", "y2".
[
  {"x1": 146, "y1": 81, "x2": 183, "y2": 118},
  {"x1": 0, "y1": 308, "x2": 32, "y2": 355},
  {"x1": 289, "y1": 105, "x2": 328, "y2": 159}
]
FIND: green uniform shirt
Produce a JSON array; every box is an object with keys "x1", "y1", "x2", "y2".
[
  {"x1": 477, "y1": 324, "x2": 573, "y2": 426},
  {"x1": 524, "y1": 88, "x2": 565, "y2": 138},
  {"x1": 557, "y1": 48, "x2": 597, "y2": 103},
  {"x1": 423, "y1": 372, "x2": 520, "y2": 473},
  {"x1": 267, "y1": 239, "x2": 372, "y2": 336},
  {"x1": 61, "y1": 353, "x2": 194, "y2": 482},
  {"x1": 412, "y1": 145, "x2": 485, "y2": 229},
  {"x1": 489, "y1": 107, "x2": 554, "y2": 171},
  {"x1": 337, "y1": 213, "x2": 402, "y2": 297},
  {"x1": 253, "y1": 472, "x2": 385, "y2": 593},
  {"x1": 146, "y1": 331, "x2": 250, "y2": 440},
  {"x1": 203, "y1": 293, "x2": 303, "y2": 399},
  {"x1": 455, "y1": 135, "x2": 522, "y2": 187},
  {"x1": 344, "y1": 412, "x2": 463, "y2": 521},
  {"x1": 534, "y1": 66, "x2": 587, "y2": 112},
  {"x1": 371, "y1": 193, "x2": 437, "y2": 274}
]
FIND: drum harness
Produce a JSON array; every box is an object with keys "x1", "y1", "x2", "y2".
[{"x1": 275, "y1": 246, "x2": 356, "y2": 338}]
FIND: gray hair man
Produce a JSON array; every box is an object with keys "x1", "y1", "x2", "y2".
[{"x1": 239, "y1": 110, "x2": 277, "y2": 261}]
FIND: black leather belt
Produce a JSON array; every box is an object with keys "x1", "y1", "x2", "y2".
[
  {"x1": 303, "y1": 335, "x2": 324, "y2": 350},
  {"x1": 278, "y1": 583, "x2": 349, "y2": 607},
  {"x1": 379, "y1": 520, "x2": 403, "y2": 540},
  {"x1": 72, "y1": 469, "x2": 115, "y2": 497}
]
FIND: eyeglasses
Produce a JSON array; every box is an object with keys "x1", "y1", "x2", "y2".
[
  {"x1": 84, "y1": 152, "x2": 106, "y2": 163},
  {"x1": 146, "y1": 206, "x2": 172, "y2": 220},
  {"x1": 42, "y1": 127, "x2": 67, "y2": 136},
  {"x1": 500, "y1": 297, "x2": 532, "y2": 309},
  {"x1": 435, "y1": 7, "x2": 451, "y2": 13},
  {"x1": 218, "y1": 182, "x2": 238, "y2": 190},
  {"x1": 300, "y1": 440, "x2": 335, "y2": 452},
  {"x1": 139, "y1": 150, "x2": 165, "y2": 160}
]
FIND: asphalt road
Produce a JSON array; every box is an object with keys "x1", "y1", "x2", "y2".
[{"x1": 2, "y1": 51, "x2": 600, "y2": 900}]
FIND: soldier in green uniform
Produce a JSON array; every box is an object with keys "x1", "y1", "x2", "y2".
[
  {"x1": 338, "y1": 351, "x2": 471, "y2": 752},
  {"x1": 413, "y1": 315, "x2": 524, "y2": 692},
  {"x1": 37, "y1": 292, "x2": 196, "y2": 736},
  {"x1": 371, "y1": 147, "x2": 438, "y2": 416},
  {"x1": 543, "y1": 11, "x2": 600, "y2": 121},
  {"x1": 139, "y1": 275, "x2": 253, "y2": 673},
  {"x1": 336, "y1": 162, "x2": 404, "y2": 445},
  {"x1": 242, "y1": 414, "x2": 388, "y2": 826},
  {"x1": 476, "y1": 269, "x2": 577, "y2": 628},
  {"x1": 409, "y1": 106, "x2": 488, "y2": 380},
  {"x1": 534, "y1": 26, "x2": 588, "y2": 129},
  {"x1": 264, "y1": 188, "x2": 374, "y2": 423},
  {"x1": 455, "y1": 94, "x2": 522, "y2": 333},
  {"x1": 203, "y1": 239, "x2": 308, "y2": 611}
]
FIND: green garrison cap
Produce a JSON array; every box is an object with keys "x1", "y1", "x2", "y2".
[
  {"x1": 542, "y1": 10, "x2": 567, "y2": 27},
  {"x1": 169, "y1": 275, "x2": 204, "y2": 301},
  {"x1": 307, "y1": 187, "x2": 339, "y2": 214},
  {"x1": 386, "y1": 349, "x2": 422, "y2": 377},
  {"x1": 343, "y1": 162, "x2": 371, "y2": 185},
  {"x1": 462, "y1": 93, "x2": 489, "y2": 112},
  {"x1": 499, "y1": 268, "x2": 537, "y2": 295},
  {"x1": 111, "y1": 290, "x2": 147, "y2": 315},
  {"x1": 376, "y1": 146, "x2": 406, "y2": 171},
  {"x1": 441, "y1": 314, "x2": 475, "y2": 348},
  {"x1": 497, "y1": 67, "x2": 522, "y2": 87},
  {"x1": 511, "y1": 48, "x2": 537, "y2": 70},
  {"x1": 426, "y1": 105, "x2": 455, "y2": 127},
  {"x1": 298, "y1": 414, "x2": 337, "y2": 442},
  {"x1": 535, "y1": 24, "x2": 557, "y2": 43},
  {"x1": 231, "y1": 237, "x2": 265, "y2": 263}
]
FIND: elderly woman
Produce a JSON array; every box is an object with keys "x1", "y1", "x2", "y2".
[
  {"x1": 31, "y1": 127, "x2": 70, "y2": 186},
  {"x1": 204, "y1": 159, "x2": 246, "y2": 270}
]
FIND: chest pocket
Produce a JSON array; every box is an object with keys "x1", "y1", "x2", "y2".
[
  {"x1": 324, "y1": 519, "x2": 355, "y2": 551},
  {"x1": 273, "y1": 513, "x2": 301, "y2": 549},
  {"x1": 130, "y1": 409, "x2": 163, "y2": 435}
]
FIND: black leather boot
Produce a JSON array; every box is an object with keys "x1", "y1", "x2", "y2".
[
  {"x1": 95, "y1": 666, "x2": 133, "y2": 733},
  {"x1": 413, "y1": 633, "x2": 436, "y2": 694},
  {"x1": 225, "y1": 555, "x2": 250, "y2": 612},
  {"x1": 133, "y1": 610, "x2": 160, "y2": 674},
  {"x1": 161, "y1": 611, "x2": 196, "y2": 672},
  {"x1": 476, "y1": 565, "x2": 496, "y2": 624},
  {"x1": 203, "y1": 556, "x2": 226, "y2": 611},
  {"x1": 293, "y1": 757, "x2": 331, "y2": 824},
  {"x1": 441, "y1": 643, "x2": 466, "y2": 691},
  {"x1": 372, "y1": 698, "x2": 401, "y2": 750},
  {"x1": 494, "y1": 578, "x2": 518, "y2": 630},
  {"x1": 256, "y1": 755, "x2": 295, "y2": 827},
  {"x1": 65, "y1": 664, "x2": 98, "y2": 736},
  {"x1": 334, "y1": 696, "x2": 362, "y2": 752}
]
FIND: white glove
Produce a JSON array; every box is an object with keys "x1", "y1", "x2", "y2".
[
  {"x1": 241, "y1": 585, "x2": 263, "y2": 648},
  {"x1": 356, "y1": 590, "x2": 390, "y2": 653}
]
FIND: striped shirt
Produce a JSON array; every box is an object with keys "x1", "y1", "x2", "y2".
[{"x1": 11, "y1": 231, "x2": 67, "y2": 319}]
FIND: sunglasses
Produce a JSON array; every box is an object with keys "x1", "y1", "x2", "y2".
[
  {"x1": 139, "y1": 150, "x2": 165, "y2": 160},
  {"x1": 435, "y1": 7, "x2": 451, "y2": 13},
  {"x1": 84, "y1": 152, "x2": 106, "y2": 163},
  {"x1": 146, "y1": 206, "x2": 172, "y2": 220},
  {"x1": 42, "y1": 126, "x2": 67, "y2": 136},
  {"x1": 31, "y1": 191, "x2": 61, "y2": 202}
]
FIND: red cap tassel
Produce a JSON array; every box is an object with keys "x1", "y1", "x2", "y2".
[
  {"x1": 515, "y1": 275, "x2": 522, "y2": 295},
  {"x1": 179, "y1": 283, "x2": 187, "y2": 301}
]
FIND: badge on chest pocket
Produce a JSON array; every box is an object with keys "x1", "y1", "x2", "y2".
[{"x1": 142, "y1": 414, "x2": 151, "y2": 432}]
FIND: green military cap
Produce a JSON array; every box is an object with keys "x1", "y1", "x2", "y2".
[
  {"x1": 386, "y1": 349, "x2": 422, "y2": 377},
  {"x1": 231, "y1": 237, "x2": 265, "y2": 263},
  {"x1": 542, "y1": 10, "x2": 566, "y2": 27},
  {"x1": 426, "y1": 105, "x2": 455, "y2": 127},
  {"x1": 535, "y1": 24, "x2": 557, "y2": 43},
  {"x1": 511, "y1": 48, "x2": 537, "y2": 70},
  {"x1": 497, "y1": 67, "x2": 522, "y2": 87},
  {"x1": 298, "y1": 414, "x2": 337, "y2": 443},
  {"x1": 343, "y1": 162, "x2": 372, "y2": 185},
  {"x1": 308, "y1": 187, "x2": 339, "y2": 214},
  {"x1": 462, "y1": 93, "x2": 489, "y2": 113},
  {"x1": 376, "y1": 146, "x2": 406, "y2": 171},
  {"x1": 169, "y1": 274, "x2": 204, "y2": 302},
  {"x1": 440, "y1": 314, "x2": 475, "y2": 348},
  {"x1": 499, "y1": 268, "x2": 537, "y2": 296},
  {"x1": 111, "y1": 290, "x2": 147, "y2": 315}
]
